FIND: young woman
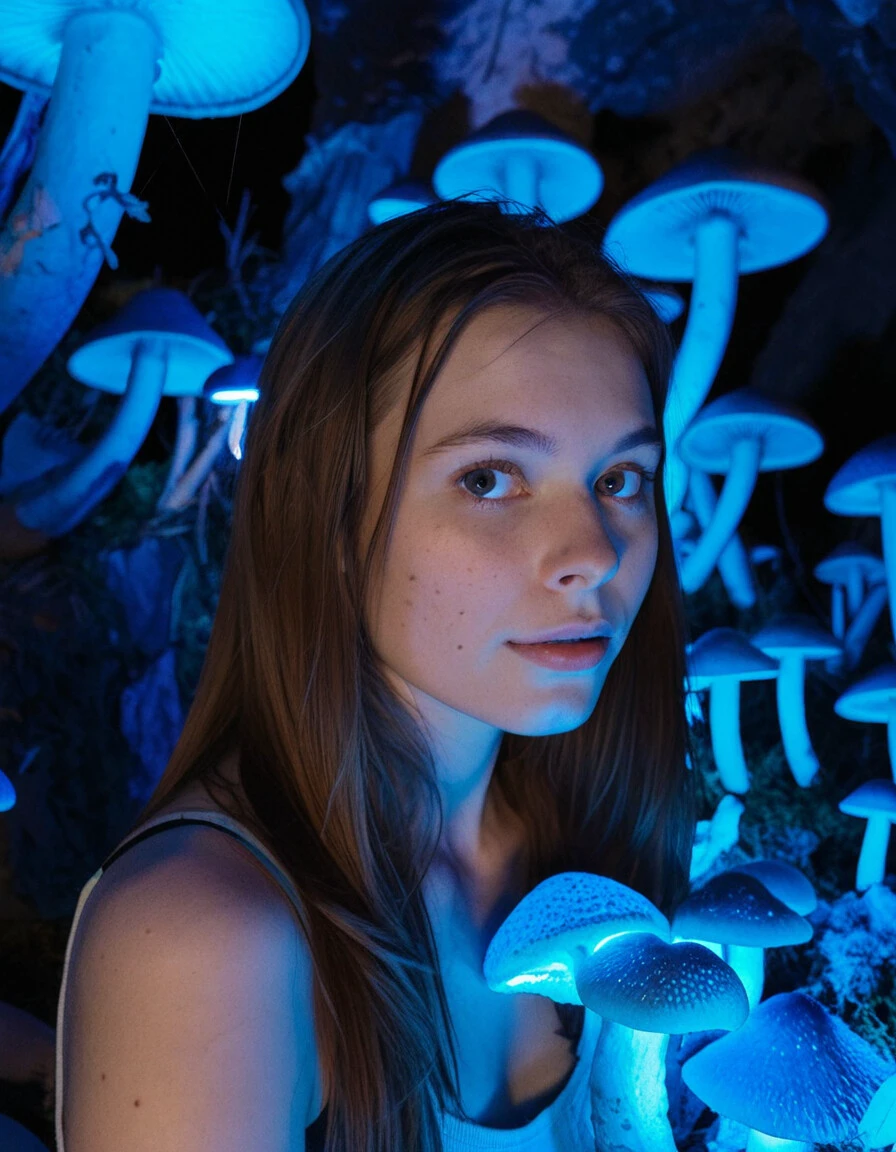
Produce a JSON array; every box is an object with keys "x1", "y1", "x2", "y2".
[{"x1": 55, "y1": 198, "x2": 694, "y2": 1151}]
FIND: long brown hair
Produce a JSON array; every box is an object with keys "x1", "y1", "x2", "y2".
[{"x1": 137, "y1": 199, "x2": 695, "y2": 1150}]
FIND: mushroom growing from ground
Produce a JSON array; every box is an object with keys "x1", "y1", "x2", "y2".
[
  {"x1": 835, "y1": 665, "x2": 896, "y2": 781},
  {"x1": 681, "y1": 991, "x2": 896, "y2": 1151},
  {"x1": 838, "y1": 779, "x2": 896, "y2": 891},
  {"x1": 814, "y1": 541, "x2": 886, "y2": 643},
  {"x1": 751, "y1": 614, "x2": 841, "y2": 787}
]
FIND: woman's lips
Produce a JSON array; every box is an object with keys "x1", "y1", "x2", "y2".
[{"x1": 507, "y1": 637, "x2": 610, "y2": 671}]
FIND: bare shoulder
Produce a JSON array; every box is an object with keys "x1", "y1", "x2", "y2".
[{"x1": 61, "y1": 822, "x2": 321, "y2": 1152}]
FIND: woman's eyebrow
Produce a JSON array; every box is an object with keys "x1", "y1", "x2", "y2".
[{"x1": 422, "y1": 421, "x2": 661, "y2": 458}]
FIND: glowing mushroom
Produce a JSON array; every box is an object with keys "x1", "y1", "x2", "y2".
[
  {"x1": 202, "y1": 354, "x2": 263, "y2": 465},
  {"x1": 814, "y1": 542, "x2": 886, "y2": 640},
  {"x1": 368, "y1": 178, "x2": 437, "y2": 225},
  {"x1": 0, "y1": 0, "x2": 311, "y2": 413},
  {"x1": 825, "y1": 436, "x2": 896, "y2": 647},
  {"x1": 3, "y1": 288, "x2": 232, "y2": 539},
  {"x1": 835, "y1": 665, "x2": 896, "y2": 782},
  {"x1": 751, "y1": 614, "x2": 841, "y2": 787},
  {"x1": 728, "y1": 860, "x2": 817, "y2": 917},
  {"x1": 681, "y1": 991, "x2": 896, "y2": 1151},
  {"x1": 677, "y1": 389, "x2": 824, "y2": 596},
  {"x1": 433, "y1": 109, "x2": 604, "y2": 221},
  {"x1": 602, "y1": 148, "x2": 828, "y2": 516},
  {"x1": 838, "y1": 779, "x2": 896, "y2": 891},
  {"x1": 686, "y1": 628, "x2": 779, "y2": 794},
  {"x1": 686, "y1": 466, "x2": 757, "y2": 608}
]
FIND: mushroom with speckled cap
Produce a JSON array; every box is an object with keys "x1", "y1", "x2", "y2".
[
  {"x1": 838, "y1": 779, "x2": 896, "y2": 891},
  {"x1": 677, "y1": 390, "x2": 824, "y2": 596},
  {"x1": 681, "y1": 991, "x2": 896, "y2": 1151},
  {"x1": 835, "y1": 665, "x2": 896, "y2": 782},
  {"x1": 825, "y1": 435, "x2": 896, "y2": 646},
  {"x1": 686, "y1": 628, "x2": 779, "y2": 794},
  {"x1": 601, "y1": 148, "x2": 828, "y2": 518},
  {"x1": 433, "y1": 110, "x2": 604, "y2": 221},
  {"x1": 751, "y1": 614, "x2": 841, "y2": 788},
  {"x1": 728, "y1": 860, "x2": 817, "y2": 917},
  {"x1": 671, "y1": 869, "x2": 813, "y2": 1009}
]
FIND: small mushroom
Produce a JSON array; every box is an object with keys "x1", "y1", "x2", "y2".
[
  {"x1": 838, "y1": 779, "x2": 896, "y2": 891},
  {"x1": 367, "y1": 178, "x2": 437, "y2": 225},
  {"x1": 835, "y1": 665, "x2": 896, "y2": 782},
  {"x1": 814, "y1": 542, "x2": 886, "y2": 640}
]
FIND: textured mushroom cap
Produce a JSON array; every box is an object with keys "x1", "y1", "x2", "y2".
[
  {"x1": 67, "y1": 288, "x2": 232, "y2": 398},
  {"x1": 602, "y1": 147, "x2": 828, "y2": 281},
  {"x1": 838, "y1": 778, "x2": 896, "y2": 820},
  {"x1": 681, "y1": 991, "x2": 895, "y2": 1144},
  {"x1": 0, "y1": 0, "x2": 311, "y2": 118},
  {"x1": 203, "y1": 355, "x2": 264, "y2": 404},
  {"x1": 433, "y1": 110, "x2": 604, "y2": 221},
  {"x1": 686, "y1": 628, "x2": 778, "y2": 690},
  {"x1": 671, "y1": 871, "x2": 813, "y2": 947},
  {"x1": 368, "y1": 179, "x2": 437, "y2": 225},
  {"x1": 483, "y1": 872, "x2": 670, "y2": 1005},
  {"x1": 677, "y1": 389, "x2": 824, "y2": 473},
  {"x1": 728, "y1": 860, "x2": 817, "y2": 916},
  {"x1": 814, "y1": 542, "x2": 886, "y2": 585},
  {"x1": 751, "y1": 614, "x2": 841, "y2": 662},
  {"x1": 574, "y1": 933, "x2": 749, "y2": 1034},
  {"x1": 825, "y1": 435, "x2": 896, "y2": 517},
  {"x1": 834, "y1": 665, "x2": 896, "y2": 723}
]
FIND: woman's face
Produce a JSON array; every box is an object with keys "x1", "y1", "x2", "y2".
[{"x1": 360, "y1": 304, "x2": 661, "y2": 740}]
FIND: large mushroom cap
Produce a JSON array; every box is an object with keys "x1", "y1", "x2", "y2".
[
  {"x1": 834, "y1": 664, "x2": 896, "y2": 723},
  {"x1": 824, "y1": 435, "x2": 896, "y2": 517},
  {"x1": 67, "y1": 288, "x2": 232, "y2": 398},
  {"x1": 677, "y1": 388, "x2": 824, "y2": 474},
  {"x1": 483, "y1": 872, "x2": 670, "y2": 1005},
  {"x1": 574, "y1": 932, "x2": 749, "y2": 1034},
  {"x1": 0, "y1": 0, "x2": 311, "y2": 117},
  {"x1": 686, "y1": 628, "x2": 778, "y2": 691},
  {"x1": 672, "y1": 871, "x2": 813, "y2": 948},
  {"x1": 681, "y1": 991, "x2": 895, "y2": 1145},
  {"x1": 728, "y1": 860, "x2": 817, "y2": 916},
  {"x1": 602, "y1": 147, "x2": 828, "y2": 281},
  {"x1": 751, "y1": 614, "x2": 841, "y2": 662}
]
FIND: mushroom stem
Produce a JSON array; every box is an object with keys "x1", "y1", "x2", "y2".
[
  {"x1": 880, "y1": 481, "x2": 896, "y2": 645},
  {"x1": 157, "y1": 397, "x2": 199, "y2": 510},
  {"x1": 854, "y1": 814, "x2": 892, "y2": 891},
  {"x1": 745, "y1": 1131, "x2": 812, "y2": 1151},
  {"x1": 723, "y1": 943, "x2": 764, "y2": 1010},
  {"x1": 585, "y1": 1017, "x2": 677, "y2": 1152},
  {"x1": 688, "y1": 467, "x2": 757, "y2": 607},
  {"x1": 681, "y1": 437, "x2": 763, "y2": 594},
  {"x1": 846, "y1": 566, "x2": 865, "y2": 619},
  {"x1": 841, "y1": 582, "x2": 887, "y2": 673},
  {"x1": 663, "y1": 212, "x2": 740, "y2": 516},
  {"x1": 831, "y1": 583, "x2": 846, "y2": 640},
  {"x1": 775, "y1": 655, "x2": 819, "y2": 787},
  {"x1": 502, "y1": 153, "x2": 539, "y2": 211},
  {"x1": 0, "y1": 9, "x2": 160, "y2": 413},
  {"x1": 14, "y1": 341, "x2": 168, "y2": 535},
  {"x1": 159, "y1": 407, "x2": 232, "y2": 511},
  {"x1": 709, "y1": 678, "x2": 751, "y2": 794}
]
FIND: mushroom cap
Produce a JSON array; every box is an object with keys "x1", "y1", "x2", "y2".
[
  {"x1": 574, "y1": 932, "x2": 749, "y2": 1034},
  {"x1": 638, "y1": 283, "x2": 686, "y2": 324},
  {"x1": 681, "y1": 991, "x2": 895, "y2": 1144},
  {"x1": 824, "y1": 435, "x2": 896, "y2": 517},
  {"x1": 686, "y1": 628, "x2": 778, "y2": 691},
  {"x1": 838, "y1": 778, "x2": 896, "y2": 820},
  {"x1": 677, "y1": 388, "x2": 824, "y2": 474},
  {"x1": 433, "y1": 110, "x2": 604, "y2": 222},
  {"x1": 203, "y1": 354, "x2": 264, "y2": 404},
  {"x1": 728, "y1": 860, "x2": 817, "y2": 916},
  {"x1": 751, "y1": 613, "x2": 841, "y2": 662},
  {"x1": 368, "y1": 179, "x2": 437, "y2": 225},
  {"x1": 814, "y1": 542, "x2": 886, "y2": 585},
  {"x1": 0, "y1": 0, "x2": 311, "y2": 118},
  {"x1": 483, "y1": 871, "x2": 670, "y2": 1005},
  {"x1": 671, "y1": 871, "x2": 813, "y2": 948},
  {"x1": 67, "y1": 288, "x2": 232, "y2": 398},
  {"x1": 602, "y1": 147, "x2": 829, "y2": 281},
  {"x1": 834, "y1": 665, "x2": 896, "y2": 723}
]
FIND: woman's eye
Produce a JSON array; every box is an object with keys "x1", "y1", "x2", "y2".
[
  {"x1": 458, "y1": 459, "x2": 521, "y2": 505},
  {"x1": 596, "y1": 468, "x2": 647, "y2": 499},
  {"x1": 456, "y1": 459, "x2": 655, "y2": 509}
]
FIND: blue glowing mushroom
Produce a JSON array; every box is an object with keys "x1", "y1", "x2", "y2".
[
  {"x1": 835, "y1": 665, "x2": 896, "y2": 782},
  {"x1": 686, "y1": 466, "x2": 758, "y2": 608},
  {"x1": 0, "y1": 0, "x2": 311, "y2": 415},
  {"x1": 602, "y1": 149, "x2": 828, "y2": 517},
  {"x1": 751, "y1": 614, "x2": 841, "y2": 788},
  {"x1": 814, "y1": 542, "x2": 886, "y2": 640},
  {"x1": 728, "y1": 860, "x2": 817, "y2": 917},
  {"x1": 433, "y1": 109, "x2": 604, "y2": 221},
  {"x1": 838, "y1": 779, "x2": 896, "y2": 892},
  {"x1": 681, "y1": 991, "x2": 896, "y2": 1151},
  {"x1": 686, "y1": 628, "x2": 779, "y2": 794},
  {"x1": 368, "y1": 178, "x2": 437, "y2": 225},
  {"x1": 202, "y1": 353, "x2": 264, "y2": 465}
]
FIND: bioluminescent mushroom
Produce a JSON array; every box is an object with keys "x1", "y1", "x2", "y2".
[
  {"x1": 859, "y1": 1070, "x2": 896, "y2": 1150},
  {"x1": 686, "y1": 628, "x2": 779, "y2": 794},
  {"x1": 686, "y1": 466, "x2": 757, "y2": 608},
  {"x1": 601, "y1": 148, "x2": 828, "y2": 517},
  {"x1": 3, "y1": 288, "x2": 232, "y2": 539},
  {"x1": 367, "y1": 178, "x2": 437, "y2": 225},
  {"x1": 835, "y1": 665, "x2": 896, "y2": 782},
  {"x1": 0, "y1": 0, "x2": 311, "y2": 414},
  {"x1": 814, "y1": 541, "x2": 886, "y2": 640},
  {"x1": 677, "y1": 389, "x2": 824, "y2": 596},
  {"x1": 825, "y1": 435, "x2": 896, "y2": 646},
  {"x1": 671, "y1": 870, "x2": 813, "y2": 1009},
  {"x1": 202, "y1": 354, "x2": 263, "y2": 465},
  {"x1": 842, "y1": 582, "x2": 890, "y2": 674},
  {"x1": 838, "y1": 779, "x2": 896, "y2": 891},
  {"x1": 681, "y1": 991, "x2": 896, "y2": 1151},
  {"x1": 639, "y1": 283, "x2": 685, "y2": 324},
  {"x1": 728, "y1": 860, "x2": 817, "y2": 917},
  {"x1": 432, "y1": 109, "x2": 604, "y2": 221},
  {"x1": 0, "y1": 766, "x2": 14, "y2": 812},
  {"x1": 751, "y1": 614, "x2": 841, "y2": 788},
  {"x1": 690, "y1": 794, "x2": 745, "y2": 883}
]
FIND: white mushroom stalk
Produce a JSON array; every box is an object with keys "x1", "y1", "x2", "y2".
[
  {"x1": 838, "y1": 780, "x2": 896, "y2": 891},
  {"x1": 686, "y1": 467, "x2": 757, "y2": 608},
  {"x1": 0, "y1": 11, "x2": 160, "y2": 410},
  {"x1": 842, "y1": 582, "x2": 888, "y2": 672}
]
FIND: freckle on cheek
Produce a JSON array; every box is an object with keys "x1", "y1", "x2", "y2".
[{"x1": 457, "y1": 645, "x2": 463, "y2": 650}]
